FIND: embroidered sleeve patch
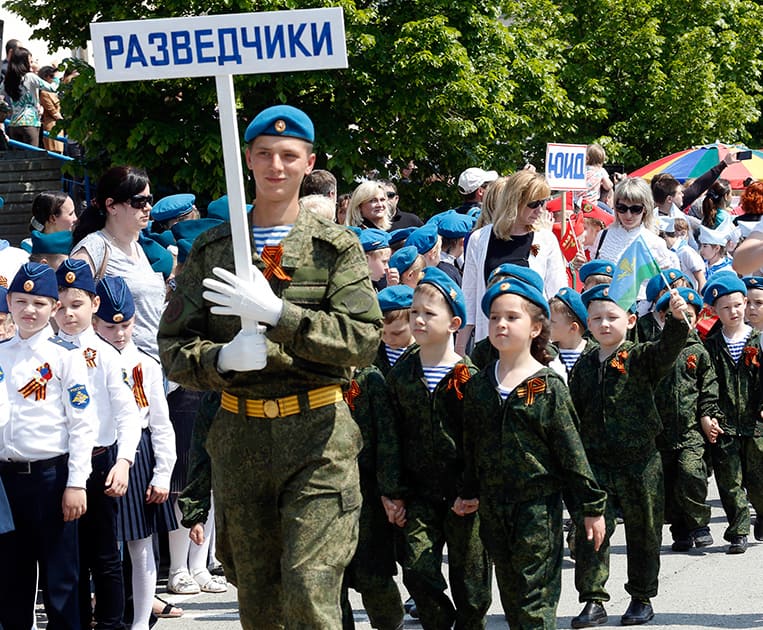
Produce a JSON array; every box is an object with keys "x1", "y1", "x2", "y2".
[{"x1": 68, "y1": 384, "x2": 90, "y2": 408}]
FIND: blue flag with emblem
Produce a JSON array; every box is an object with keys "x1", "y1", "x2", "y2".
[{"x1": 607, "y1": 236, "x2": 661, "y2": 311}]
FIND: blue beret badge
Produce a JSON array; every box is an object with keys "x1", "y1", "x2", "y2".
[{"x1": 68, "y1": 384, "x2": 90, "y2": 409}]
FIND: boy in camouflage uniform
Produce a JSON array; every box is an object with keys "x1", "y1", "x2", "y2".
[
  {"x1": 568, "y1": 284, "x2": 689, "y2": 627},
  {"x1": 158, "y1": 105, "x2": 382, "y2": 629},
  {"x1": 380, "y1": 267, "x2": 491, "y2": 630}
]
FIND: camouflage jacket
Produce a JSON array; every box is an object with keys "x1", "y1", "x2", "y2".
[
  {"x1": 157, "y1": 209, "x2": 383, "y2": 397},
  {"x1": 462, "y1": 365, "x2": 606, "y2": 517},
  {"x1": 568, "y1": 315, "x2": 689, "y2": 467},
  {"x1": 703, "y1": 327, "x2": 763, "y2": 437},
  {"x1": 381, "y1": 348, "x2": 478, "y2": 502},
  {"x1": 636, "y1": 311, "x2": 662, "y2": 343},
  {"x1": 654, "y1": 329, "x2": 723, "y2": 451}
]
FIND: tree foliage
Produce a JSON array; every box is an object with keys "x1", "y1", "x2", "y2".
[{"x1": 7, "y1": 0, "x2": 763, "y2": 212}]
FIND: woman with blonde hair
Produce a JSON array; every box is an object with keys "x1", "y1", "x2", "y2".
[
  {"x1": 457, "y1": 170, "x2": 567, "y2": 351},
  {"x1": 345, "y1": 181, "x2": 391, "y2": 231}
]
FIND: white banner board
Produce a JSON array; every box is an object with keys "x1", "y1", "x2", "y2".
[
  {"x1": 90, "y1": 7, "x2": 347, "y2": 82},
  {"x1": 545, "y1": 143, "x2": 588, "y2": 191}
]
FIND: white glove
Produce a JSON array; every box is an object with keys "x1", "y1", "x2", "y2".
[
  {"x1": 217, "y1": 328, "x2": 268, "y2": 372},
  {"x1": 202, "y1": 266, "x2": 283, "y2": 327}
]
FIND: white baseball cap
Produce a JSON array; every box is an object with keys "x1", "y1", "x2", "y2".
[{"x1": 457, "y1": 167, "x2": 499, "y2": 195}]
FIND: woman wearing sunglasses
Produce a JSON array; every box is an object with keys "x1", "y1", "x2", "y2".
[{"x1": 458, "y1": 170, "x2": 567, "y2": 352}]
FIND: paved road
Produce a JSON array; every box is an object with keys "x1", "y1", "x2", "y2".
[{"x1": 157, "y1": 477, "x2": 763, "y2": 629}]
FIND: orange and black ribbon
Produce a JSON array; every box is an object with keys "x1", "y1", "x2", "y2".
[
  {"x1": 83, "y1": 348, "x2": 97, "y2": 368},
  {"x1": 261, "y1": 245, "x2": 292, "y2": 282},
  {"x1": 446, "y1": 363, "x2": 471, "y2": 401},
  {"x1": 743, "y1": 346, "x2": 760, "y2": 368},
  {"x1": 344, "y1": 379, "x2": 361, "y2": 411},
  {"x1": 686, "y1": 354, "x2": 697, "y2": 371},
  {"x1": 516, "y1": 377, "x2": 546, "y2": 406},
  {"x1": 610, "y1": 349, "x2": 629, "y2": 374},
  {"x1": 132, "y1": 364, "x2": 149, "y2": 408},
  {"x1": 19, "y1": 363, "x2": 53, "y2": 401}
]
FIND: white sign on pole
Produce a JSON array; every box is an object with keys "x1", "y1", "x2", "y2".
[
  {"x1": 90, "y1": 7, "x2": 347, "y2": 82},
  {"x1": 545, "y1": 143, "x2": 588, "y2": 191}
]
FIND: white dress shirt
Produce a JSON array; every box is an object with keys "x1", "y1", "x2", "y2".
[{"x1": 0, "y1": 324, "x2": 97, "y2": 488}]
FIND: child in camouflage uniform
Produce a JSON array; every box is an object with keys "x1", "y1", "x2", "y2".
[
  {"x1": 381, "y1": 267, "x2": 491, "y2": 630},
  {"x1": 568, "y1": 283, "x2": 689, "y2": 628},
  {"x1": 744, "y1": 276, "x2": 763, "y2": 331},
  {"x1": 461, "y1": 273, "x2": 605, "y2": 630},
  {"x1": 651, "y1": 287, "x2": 722, "y2": 551},
  {"x1": 702, "y1": 272, "x2": 763, "y2": 553},
  {"x1": 375, "y1": 285, "x2": 416, "y2": 376}
]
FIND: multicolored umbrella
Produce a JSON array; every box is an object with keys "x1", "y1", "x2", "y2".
[{"x1": 630, "y1": 142, "x2": 763, "y2": 189}]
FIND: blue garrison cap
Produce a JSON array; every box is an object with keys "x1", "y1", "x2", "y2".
[
  {"x1": 579, "y1": 259, "x2": 615, "y2": 283},
  {"x1": 418, "y1": 266, "x2": 467, "y2": 328},
  {"x1": 702, "y1": 271, "x2": 747, "y2": 306},
  {"x1": 143, "y1": 227, "x2": 176, "y2": 249},
  {"x1": 378, "y1": 285, "x2": 414, "y2": 313},
  {"x1": 389, "y1": 227, "x2": 416, "y2": 247},
  {"x1": 482, "y1": 277, "x2": 550, "y2": 318},
  {"x1": 554, "y1": 287, "x2": 588, "y2": 329},
  {"x1": 171, "y1": 218, "x2": 224, "y2": 243},
  {"x1": 645, "y1": 268, "x2": 688, "y2": 304},
  {"x1": 389, "y1": 246, "x2": 419, "y2": 275},
  {"x1": 742, "y1": 276, "x2": 763, "y2": 291},
  {"x1": 9, "y1": 262, "x2": 58, "y2": 299},
  {"x1": 96, "y1": 276, "x2": 135, "y2": 323},
  {"x1": 244, "y1": 105, "x2": 315, "y2": 143},
  {"x1": 0, "y1": 287, "x2": 8, "y2": 314},
  {"x1": 438, "y1": 213, "x2": 475, "y2": 239},
  {"x1": 206, "y1": 195, "x2": 253, "y2": 222},
  {"x1": 151, "y1": 193, "x2": 195, "y2": 223},
  {"x1": 138, "y1": 234, "x2": 173, "y2": 280},
  {"x1": 55, "y1": 258, "x2": 95, "y2": 294},
  {"x1": 359, "y1": 228, "x2": 391, "y2": 253},
  {"x1": 581, "y1": 283, "x2": 617, "y2": 309},
  {"x1": 31, "y1": 229, "x2": 73, "y2": 255},
  {"x1": 487, "y1": 263, "x2": 544, "y2": 294},
  {"x1": 406, "y1": 225, "x2": 439, "y2": 255},
  {"x1": 655, "y1": 286, "x2": 703, "y2": 313}
]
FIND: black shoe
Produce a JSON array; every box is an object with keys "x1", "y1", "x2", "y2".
[
  {"x1": 620, "y1": 599, "x2": 654, "y2": 625},
  {"x1": 404, "y1": 597, "x2": 419, "y2": 619},
  {"x1": 755, "y1": 517, "x2": 763, "y2": 541},
  {"x1": 727, "y1": 535, "x2": 748, "y2": 554},
  {"x1": 691, "y1": 526, "x2": 713, "y2": 548},
  {"x1": 571, "y1": 601, "x2": 608, "y2": 628},
  {"x1": 671, "y1": 537, "x2": 692, "y2": 552}
]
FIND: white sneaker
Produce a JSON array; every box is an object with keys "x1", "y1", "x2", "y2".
[{"x1": 168, "y1": 570, "x2": 201, "y2": 595}]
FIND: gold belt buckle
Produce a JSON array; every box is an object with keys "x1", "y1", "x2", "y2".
[{"x1": 263, "y1": 399, "x2": 280, "y2": 419}]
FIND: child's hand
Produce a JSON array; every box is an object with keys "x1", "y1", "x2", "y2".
[
  {"x1": 584, "y1": 515, "x2": 606, "y2": 552},
  {"x1": 385, "y1": 267, "x2": 400, "y2": 287},
  {"x1": 62, "y1": 487, "x2": 87, "y2": 522},
  {"x1": 571, "y1": 251, "x2": 587, "y2": 270},
  {"x1": 700, "y1": 416, "x2": 724, "y2": 443},
  {"x1": 145, "y1": 485, "x2": 169, "y2": 504},
  {"x1": 104, "y1": 458, "x2": 130, "y2": 497},
  {"x1": 452, "y1": 497, "x2": 479, "y2": 516},
  {"x1": 669, "y1": 288, "x2": 688, "y2": 320},
  {"x1": 381, "y1": 496, "x2": 406, "y2": 527},
  {"x1": 190, "y1": 523, "x2": 205, "y2": 545}
]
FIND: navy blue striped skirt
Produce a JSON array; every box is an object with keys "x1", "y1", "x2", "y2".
[
  {"x1": 117, "y1": 428, "x2": 177, "y2": 542},
  {"x1": 168, "y1": 388, "x2": 204, "y2": 494}
]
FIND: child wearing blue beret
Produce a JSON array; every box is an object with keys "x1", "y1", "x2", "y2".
[
  {"x1": 389, "y1": 245, "x2": 426, "y2": 289},
  {"x1": 579, "y1": 259, "x2": 615, "y2": 291},
  {"x1": 375, "y1": 285, "x2": 416, "y2": 376},
  {"x1": 743, "y1": 276, "x2": 763, "y2": 331},
  {"x1": 636, "y1": 269, "x2": 691, "y2": 342},
  {"x1": 549, "y1": 287, "x2": 593, "y2": 376}
]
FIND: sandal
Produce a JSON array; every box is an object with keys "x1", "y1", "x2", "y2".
[
  {"x1": 192, "y1": 569, "x2": 228, "y2": 593},
  {"x1": 153, "y1": 596, "x2": 184, "y2": 618},
  {"x1": 168, "y1": 570, "x2": 201, "y2": 595}
]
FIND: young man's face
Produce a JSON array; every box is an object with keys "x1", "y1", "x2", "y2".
[
  {"x1": 587, "y1": 300, "x2": 635, "y2": 352},
  {"x1": 55, "y1": 289, "x2": 99, "y2": 336},
  {"x1": 8, "y1": 292, "x2": 59, "y2": 339},
  {"x1": 245, "y1": 136, "x2": 315, "y2": 203}
]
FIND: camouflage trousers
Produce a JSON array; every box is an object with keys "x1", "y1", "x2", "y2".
[
  {"x1": 574, "y1": 450, "x2": 663, "y2": 603},
  {"x1": 207, "y1": 403, "x2": 362, "y2": 630},
  {"x1": 341, "y1": 573, "x2": 404, "y2": 630},
  {"x1": 710, "y1": 434, "x2": 763, "y2": 540},
  {"x1": 660, "y1": 446, "x2": 710, "y2": 539},
  {"x1": 398, "y1": 497, "x2": 491, "y2": 630},
  {"x1": 479, "y1": 493, "x2": 563, "y2": 630}
]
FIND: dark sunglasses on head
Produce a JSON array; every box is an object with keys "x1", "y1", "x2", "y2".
[
  {"x1": 615, "y1": 203, "x2": 645, "y2": 215},
  {"x1": 128, "y1": 194, "x2": 153, "y2": 209},
  {"x1": 527, "y1": 198, "x2": 549, "y2": 209},
  {"x1": 386, "y1": 191, "x2": 398, "y2": 199}
]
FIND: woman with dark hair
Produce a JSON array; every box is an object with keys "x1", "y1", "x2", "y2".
[
  {"x1": 701, "y1": 179, "x2": 732, "y2": 229},
  {"x1": 1, "y1": 47, "x2": 57, "y2": 146},
  {"x1": 20, "y1": 190, "x2": 78, "y2": 252}
]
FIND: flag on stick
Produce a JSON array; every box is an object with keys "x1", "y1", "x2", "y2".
[{"x1": 607, "y1": 236, "x2": 661, "y2": 311}]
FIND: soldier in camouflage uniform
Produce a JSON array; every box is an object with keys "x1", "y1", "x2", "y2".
[
  {"x1": 380, "y1": 268, "x2": 491, "y2": 630},
  {"x1": 461, "y1": 275, "x2": 605, "y2": 630},
  {"x1": 158, "y1": 105, "x2": 382, "y2": 629},
  {"x1": 651, "y1": 288, "x2": 722, "y2": 551},
  {"x1": 341, "y1": 364, "x2": 404, "y2": 630},
  {"x1": 702, "y1": 273, "x2": 763, "y2": 553},
  {"x1": 568, "y1": 284, "x2": 689, "y2": 627}
]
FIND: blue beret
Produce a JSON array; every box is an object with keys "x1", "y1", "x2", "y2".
[
  {"x1": 143, "y1": 227, "x2": 176, "y2": 249},
  {"x1": 0, "y1": 196, "x2": 4, "y2": 210},
  {"x1": 438, "y1": 213, "x2": 475, "y2": 239},
  {"x1": 418, "y1": 266, "x2": 467, "y2": 328},
  {"x1": 487, "y1": 263, "x2": 544, "y2": 294},
  {"x1": 406, "y1": 225, "x2": 439, "y2": 255},
  {"x1": 171, "y1": 218, "x2": 224, "y2": 243},
  {"x1": 742, "y1": 276, "x2": 763, "y2": 291},
  {"x1": 55, "y1": 258, "x2": 95, "y2": 294},
  {"x1": 426, "y1": 210, "x2": 455, "y2": 227},
  {"x1": 466, "y1": 206, "x2": 481, "y2": 219},
  {"x1": 96, "y1": 276, "x2": 135, "y2": 323},
  {"x1": 0, "y1": 287, "x2": 8, "y2": 314},
  {"x1": 579, "y1": 259, "x2": 615, "y2": 283},
  {"x1": 389, "y1": 227, "x2": 416, "y2": 247},
  {"x1": 9, "y1": 262, "x2": 58, "y2": 300},
  {"x1": 645, "y1": 268, "x2": 688, "y2": 303},
  {"x1": 482, "y1": 277, "x2": 550, "y2": 318},
  {"x1": 244, "y1": 105, "x2": 314, "y2": 143},
  {"x1": 702, "y1": 271, "x2": 747, "y2": 306},
  {"x1": 138, "y1": 234, "x2": 174, "y2": 280},
  {"x1": 389, "y1": 246, "x2": 419, "y2": 275},
  {"x1": 176, "y1": 239, "x2": 193, "y2": 265},
  {"x1": 347, "y1": 225, "x2": 363, "y2": 237},
  {"x1": 554, "y1": 287, "x2": 588, "y2": 329},
  {"x1": 206, "y1": 195, "x2": 253, "y2": 221},
  {"x1": 655, "y1": 286, "x2": 703, "y2": 313},
  {"x1": 359, "y1": 228, "x2": 391, "y2": 253},
  {"x1": 31, "y1": 229, "x2": 73, "y2": 255},
  {"x1": 151, "y1": 193, "x2": 195, "y2": 223},
  {"x1": 378, "y1": 285, "x2": 414, "y2": 313},
  {"x1": 581, "y1": 283, "x2": 617, "y2": 309}
]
